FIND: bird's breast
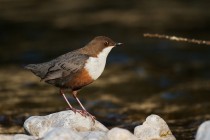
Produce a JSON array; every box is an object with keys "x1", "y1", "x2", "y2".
[
  {"x1": 84, "y1": 46, "x2": 113, "y2": 80},
  {"x1": 84, "y1": 56, "x2": 106, "y2": 80}
]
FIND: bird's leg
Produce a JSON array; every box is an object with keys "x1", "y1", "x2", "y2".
[
  {"x1": 60, "y1": 89, "x2": 91, "y2": 117},
  {"x1": 72, "y1": 90, "x2": 96, "y2": 121},
  {"x1": 72, "y1": 91, "x2": 87, "y2": 111},
  {"x1": 60, "y1": 89, "x2": 77, "y2": 113}
]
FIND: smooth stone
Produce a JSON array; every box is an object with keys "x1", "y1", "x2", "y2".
[
  {"x1": 0, "y1": 135, "x2": 14, "y2": 140},
  {"x1": 134, "y1": 114, "x2": 176, "y2": 140},
  {"x1": 24, "y1": 110, "x2": 108, "y2": 137},
  {"x1": 79, "y1": 131, "x2": 107, "y2": 140},
  {"x1": 44, "y1": 127, "x2": 82, "y2": 140},
  {"x1": 13, "y1": 134, "x2": 37, "y2": 140},
  {"x1": 107, "y1": 127, "x2": 138, "y2": 140},
  {"x1": 195, "y1": 120, "x2": 210, "y2": 140},
  {"x1": 44, "y1": 128, "x2": 107, "y2": 140}
]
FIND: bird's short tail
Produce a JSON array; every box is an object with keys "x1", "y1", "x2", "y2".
[
  {"x1": 24, "y1": 64, "x2": 37, "y2": 71},
  {"x1": 24, "y1": 64, "x2": 44, "y2": 78}
]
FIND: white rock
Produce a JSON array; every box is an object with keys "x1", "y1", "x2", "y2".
[
  {"x1": 22, "y1": 112, "x2": 177, "y2": 140},
  {"x1": 0, "y1": 135, "x2": 14, "y2": 140},
  {"x1": 195, "y1": 120, "x2": 210, "y2": 140},
  {"x1": 44, "y1": 127, "x2": 82, "y2": 140},
  {"x1": 44, "y1": 128, "x2": 107, "y2": 140},
  {"x1": 24, "y1": 116, "x2": 50, "y2": 137},
  {"x1": 13, "y1": 134, "x2": 36, "y2": 140},
  {"x1": 107, "y1": 127, "x2": 138, "y2": 140},
  {"x1": 24, "y1": 110, "x2": 108, "y2": 137},
  {"x1": 80, "y1": 131, "x2": 107, "y2": 140},
  {"x1": 134, "y1": 114, "x2": 176, "y2": 140}
]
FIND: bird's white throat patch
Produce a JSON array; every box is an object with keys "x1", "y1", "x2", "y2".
[{"x1": 85, "y1": 46, "x2": 114, "y2": 80}]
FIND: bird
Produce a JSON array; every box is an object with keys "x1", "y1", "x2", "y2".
[{"x1": 25, "y1": 36, "x2": 122, "y2": 121}]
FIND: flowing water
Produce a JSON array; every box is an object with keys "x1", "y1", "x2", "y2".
[{"x1": 0, "y1": 1, "x2": 210, "y2": 139}]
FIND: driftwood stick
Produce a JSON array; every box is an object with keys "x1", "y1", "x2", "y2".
[{"x1": 143, "y1": 33, "x2": 210, "y2": 45}]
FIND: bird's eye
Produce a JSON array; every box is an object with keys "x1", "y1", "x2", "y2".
[{"x1": 104, "y1": 41, "x2": 109, "y2": 46}]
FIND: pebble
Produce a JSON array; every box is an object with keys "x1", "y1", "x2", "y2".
[
  {"x1": 0, "y1": 111, "x2": 177, "y2": 140},
  {"x1": 44, "y1": 127, "x2": 82, "y2": 140},
  {"x1": 107, "y1": 127, "x2": 138, "y2": 140},
  {"x1": 24, "y1": 110, "x2": 108, "y2": 137},
  {"x1": 134, "y1": 114, "x2": 176, "y2": 140},
  {"x1": 195, "y1": 120, "x2": 210, "y2": 140}
]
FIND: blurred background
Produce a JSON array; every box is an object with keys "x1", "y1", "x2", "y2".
[{"x1": 0, "y1": 0, "x2": 210, "y2": 139}]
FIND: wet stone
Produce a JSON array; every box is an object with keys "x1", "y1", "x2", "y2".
[
  {"x1": 13, "y1": 134, "x2": 37, "y2": 140},
  {"x1": 14, "y1": 111, "x2": 177, "y2": 140},
  {"x1": 134, "y1": 114, "x2": 176, "y2": 140},
  {"x1": 196, "y1": 120, "x2": 210, "y2": 140},
  {"x1": 24, "y1": 110, "x2": 108, "y2": 137},
  {"x1": 79, "y1": 131, "x2": 107, "y2": 140},
  {"x1": 107, "y1": 127, "x2": 138, "y2": 140},
  {"x1": 44, "y1": 128, "x2": 82, "y2": 140}
]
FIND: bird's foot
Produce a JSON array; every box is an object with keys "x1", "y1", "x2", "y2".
[
  {"x1": 79, "y1": 110, "x2": 96, "y2": 123},
  {"x1": 75, "y1": 109, "x2": 96, "y2": 120},
  {"x1": 66, "y1": 107, "x2": 96, "y2": 123}
]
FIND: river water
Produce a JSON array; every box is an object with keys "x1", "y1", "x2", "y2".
[{"x1": 0, "y1": 1, "x2": 210, "y2": 139}]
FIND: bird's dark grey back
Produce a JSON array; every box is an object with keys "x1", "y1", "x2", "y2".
[{"x1": 25, "y1": 50, "x2": 89, "y2": 82}]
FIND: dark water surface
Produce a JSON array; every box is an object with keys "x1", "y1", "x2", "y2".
[{"x1": 0, "y1": 1, "x2": 210, "y2": 140}]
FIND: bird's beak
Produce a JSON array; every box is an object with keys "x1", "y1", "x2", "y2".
[{"x1": 115, "y1": 42, "x2": 123, "y2": 47}]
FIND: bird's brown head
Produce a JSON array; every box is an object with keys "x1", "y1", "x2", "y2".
[{"x1": 81, "y1": 36, "x2": 122, "y2": 57}]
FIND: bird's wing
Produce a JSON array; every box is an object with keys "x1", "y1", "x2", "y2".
[{"x1": 41, "y1": 52, "x2": 89, "y2": 81}]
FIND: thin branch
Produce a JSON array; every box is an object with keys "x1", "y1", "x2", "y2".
[{"x1": 143, "y1": 33, "x2": 210, "y2": 45}]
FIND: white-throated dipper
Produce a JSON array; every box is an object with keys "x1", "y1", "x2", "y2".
[{"x1": 25, "y1": 36, "x2": 122, "y2": 121}]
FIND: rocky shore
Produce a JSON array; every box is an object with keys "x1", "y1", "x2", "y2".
[
  {"x1": 0, "y1": 110, "x2": 176, "y2": 140},
  {"x1": 1, "y1": 110, "x2": 210, "y2": 140}
]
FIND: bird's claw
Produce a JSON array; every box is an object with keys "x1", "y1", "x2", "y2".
[
  {"x1": 81, "y1": 110, "x2": 96, "y2": 123},
  {"x1": 66, "y1": 107, "x2": 96, "y2": 123}
]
